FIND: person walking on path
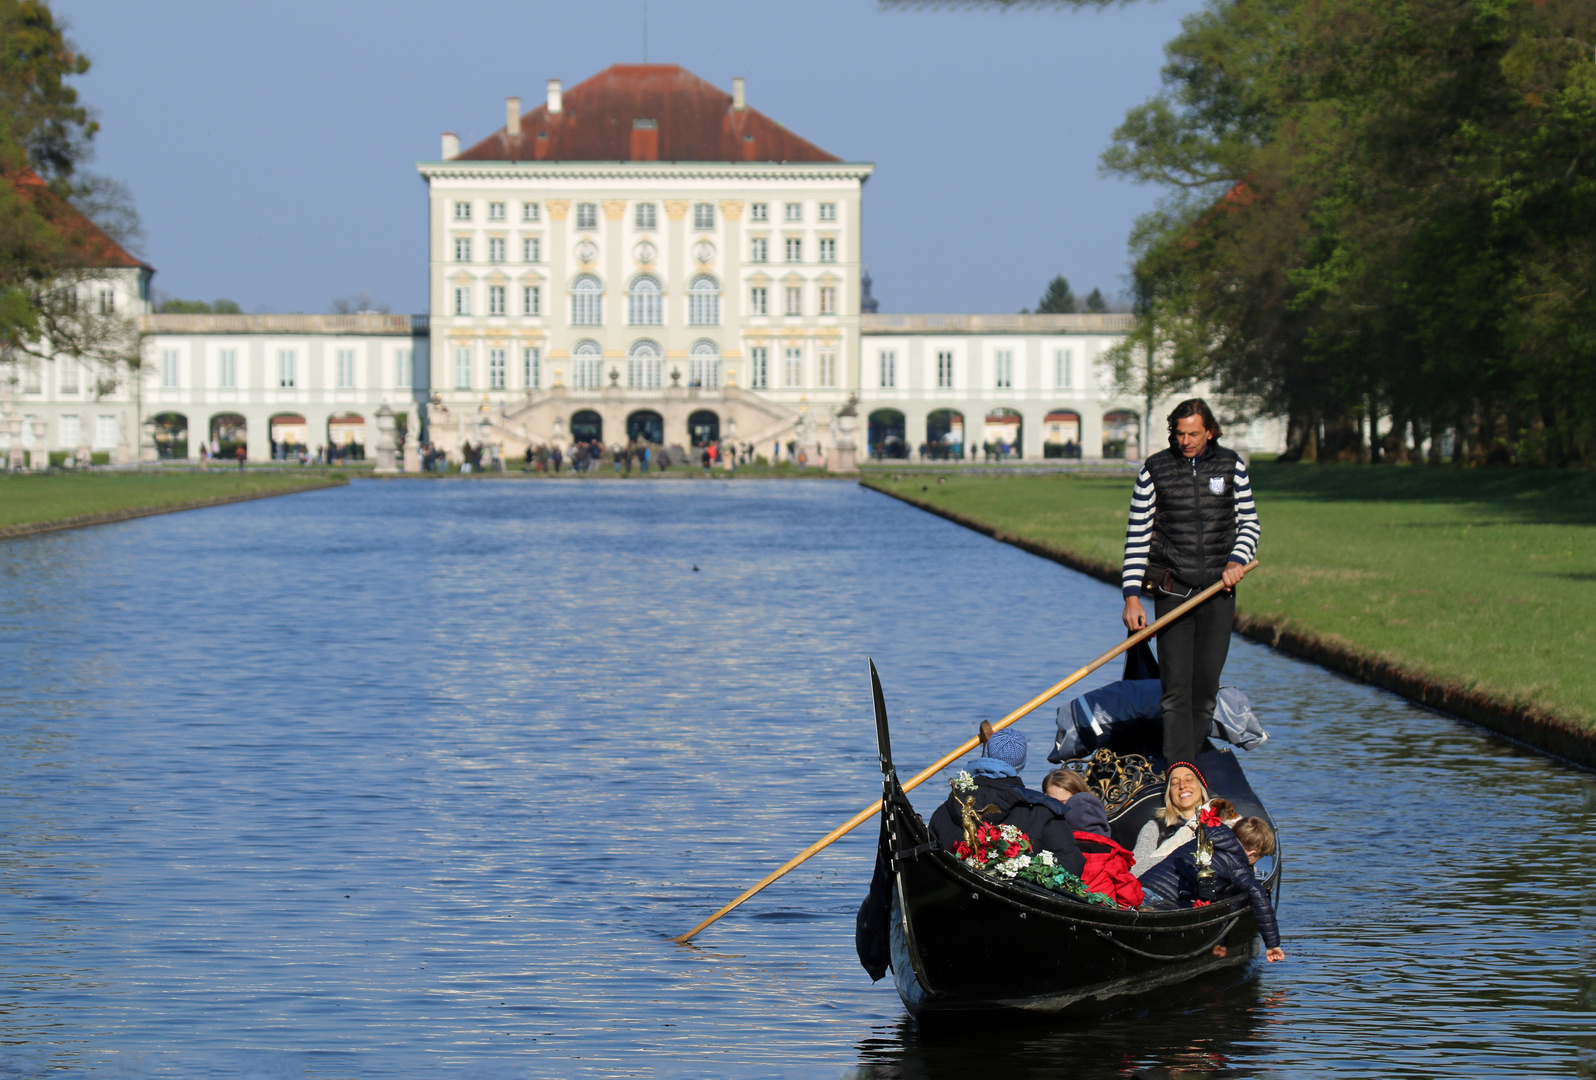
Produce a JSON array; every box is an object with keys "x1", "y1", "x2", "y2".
[{"x1": 1121, "y1": 398, "x2": 1260, "y2": 768}]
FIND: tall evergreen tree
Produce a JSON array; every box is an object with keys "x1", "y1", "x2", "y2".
[
  {"x1": 1085, "y1": 288, "x2": 1108, "y2": 313},
  {"x1": 1035, "y1": 275, "x2": 1076, "y2": 314}
]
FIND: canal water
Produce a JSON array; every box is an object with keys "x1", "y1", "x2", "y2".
[{"x1": 0, "y1": 479, "x2": 1589, "y2": 1078}]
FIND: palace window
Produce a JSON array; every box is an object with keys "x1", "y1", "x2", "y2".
[
  {"x1": 879, "y1": 350, "x2": 896, "y2": 389},
  {"x1": 453, "y1": 286, "x2": 471, "y2": 316},
  {"x1": 522, "y1": 202, "x2": 540, "y2": 222},
  {"x1": 628, "y1": 274, "x2": 663, "y2": 326},
  {"x1": 628, "y1": 339, "x2": 663, "y2": 389},
  {"x1": 489, "y1": 347, "x2": 506, "y2": 389},
  {"x1": 575, "y1": 202, "x2": 598, "y2": 229},
  {"x1": 750, "y1": 236, "x2": 768, "y2": 263},
  {"x1": 750, "y1": 202, "x2": 768, "y2": 222},
  {"x1": 59, "y1": 357, "x2": 78, "y2": 393},
  {"x1": 395, "y1": 347, "x2": 412, "y2": 388},
  {"x1": 523, "y1": 284, "x2": 541, "y2": 316},
  {"x1": 750, "y1": 286, "x2": 768, "y2": 315},
  {"x1": 277, "y1": 349, "x2": 297, "y2": 388},
  {"x1": 22, "y1": 363, "x2": 40, "y2": 393},
  {"x1": 454, "y1": 201, "x2": 472, "y2": 220},
  {"x1": 219, "y1": 348, "x2": 238, "y2": 389},
  {"x1": 488, "y1": 201, "x2": 505, "y2": 220},
  {"x1": 571, "y1": 275, "x2": 603, "y2": 325},
  {"x1": 688, "y1": 275, "x2": 720, "y2": 326},
  {"x1": 693, "y1": 202, "x2": 715, "y2": 230},
  {"x1": 488, "y1": 237, "x2": 505, "y2": 262},
  {"x1": 994, "y1": 349, "x2": 1013, "y2": 389},
  {"x1": 454, "y1": 347, "x2": 471, "y2": 389},
  {"x1": 818, "y1": 348, "x2": 837, "y2": 388},
  {"x1": 488, "y1": 285, "x2": 506, "y2": 316},
  {"x1": 750, "y1": 346, "x2": 769, "y2": 389},
  {"x1": 784, "y1": 346, "x2": 803, "y2": 387},
  {"x1": 454, "y1": 237, "x2": 472, "y2": 262},
  {"x1": 95, "y1": 415, "x2": 118, "y2": 449},
  {"x1": 161, "y1": 349, "x2": 179, "y2": 389},
  {"x1": 523, "y1": 236, "x2": 541, "y2": 262},
  {"x1": 937, "y1": 350, "x2": 954, "y2": 389},
  {"x1": 819, "y1": 202, "x2": 837, "y2": 221},
  {"x1": 99, "y1": 288, "x2": 115, "y2": 314},
  {"x1": 819, "y1": 238, "x2": 836, "y2": 263},
  {"x1": 818, "y1": 286, "x2": 837, "y2": 315},
  {"x1": 59, "y1": 414, "x2": 79, "y2": 448},
  {"x1": 690, "y1": 340, "x2": 720, "y2": 389},
  {"x1": 784, "y1": 285, "x2": 802, "y2": 316},
  {"x1": 572, "y1": 340, "x2": 603, "y2": 389},
  {"x1": 784, "y1": 202, "x2": 802, "y2": 222},
  {"x1": 336, "y1": 348, "x2": 356, "y2": 389},
  {"x1": 1055, "y1": 348, "x2": 1073, "y2": 388},
  {"x1": 785, "y1": 237, "x2": 802, "y2": 262},
  {"x1": 635, "y1": 202, "x2": 657, "y2": 229},
  {"x1": 523, "y1": 346, "x2": 541, "y2": 389}
]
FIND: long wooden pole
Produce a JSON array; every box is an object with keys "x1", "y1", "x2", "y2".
[{"x1": 671, "y1": 564, "x2": 1256, "y2": 943}]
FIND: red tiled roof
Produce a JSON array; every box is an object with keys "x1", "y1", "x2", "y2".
[
  {"x1": 456, "y1": 64, "x2": 840, "y2": 164},
  {"x1": 10, "y1": 169, "x2": 149, "y2": 270}
]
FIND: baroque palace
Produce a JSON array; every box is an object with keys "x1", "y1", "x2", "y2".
[{"x1": 5, "y1": 64, "x2": 1273, "y2": 469}]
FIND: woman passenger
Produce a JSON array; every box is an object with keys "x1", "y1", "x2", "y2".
[{"x1": 1131, "y1": 761, "x2": 1209, "y2": 876}]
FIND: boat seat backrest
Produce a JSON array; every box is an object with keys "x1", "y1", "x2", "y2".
[{"x1": 1107, "y1": 790, "x2": 1165, "y2": 852}]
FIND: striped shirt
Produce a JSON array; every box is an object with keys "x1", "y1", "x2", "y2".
[{"x1": 1121, "y1": 456, "x2": 1260, "y2": 597}]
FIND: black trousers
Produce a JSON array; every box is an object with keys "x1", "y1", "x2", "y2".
[{"x1": 1154, "y1": 586, "x2": 1236, "y2": 767}]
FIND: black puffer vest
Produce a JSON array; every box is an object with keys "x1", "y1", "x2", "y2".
[{"x1": 1145, "y1": 443, "x2": 1240, "y2": 590}]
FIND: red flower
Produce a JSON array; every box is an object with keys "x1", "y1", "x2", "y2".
[
  {"x1": 1005, "y1": 843, "x2": 1021, "y2": 858},
  {"x1": 1198, "y1": 807, "x2": 1223, "y2": 828},
  {"x1": 1191, "y1": 899, "x2": 1212, "y2": 908},
  {"x1": 953, "y1": 842, "x2": 972, "y2": 858}
]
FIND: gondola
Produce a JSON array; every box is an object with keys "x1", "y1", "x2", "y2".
[{"x1": 856, "y1": 658, "x2": 1280, "y2": 1017}]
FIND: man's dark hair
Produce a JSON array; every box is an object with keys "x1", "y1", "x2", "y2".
[{"x1": 1167, "y1": 398, "x2": 1222, "y2": 450}]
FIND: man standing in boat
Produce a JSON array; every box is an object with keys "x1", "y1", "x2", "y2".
[{"x1": 1121, "y1": 399, "x2": 1260, "y2": 769}]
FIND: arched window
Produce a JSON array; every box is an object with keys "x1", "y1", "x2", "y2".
[
  {"x1": 571, "y1": 274, "x2": 603, "y2": 326},
  {"x1": 689, "y1": 339, "x2": 720, "y2": 389},
  {"x1": 628, "y1": 339, "x2": 663, "y2": 390},
  {"x1": 688, "y1": 274, "x2": 720, "y2": 326},
  {"x1": 627, "y1": 274, "x2": 663, "y2": 326},
  {"x1": 572, "y1": 338, "x2": 604, "y2": 389}
]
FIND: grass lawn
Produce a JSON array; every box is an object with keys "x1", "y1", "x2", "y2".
[
  {"x1": 865, "y1": 465, "x2": 1596, "y2": 732},
  {"x1": 0, "y1": 470, "x2": 347, "y2": 532}
]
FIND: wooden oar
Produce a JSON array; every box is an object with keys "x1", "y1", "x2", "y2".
[{"x1": 670, "y1": 564, "x2": 1256, "y2": 944}]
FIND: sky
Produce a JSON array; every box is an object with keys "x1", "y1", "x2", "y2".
[{"x1": 54, "y1": 0, "x2": 1204, "y2": 316}]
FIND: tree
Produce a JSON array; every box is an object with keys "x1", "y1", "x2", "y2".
[
  {"x1": 0, "y1": 0, "x2": 141, "y2": 396},
  {"x1": 157, "y1": 297, "x2": 241, "y2": 314},
  {"x1": 1035, "y1": 275, "x2": 1076, "y2": 314},
  {"x1": 1101, "y1": 0, "x2": 1596, "y2": 465},
  {"x1": 1084, "y1": 287, "x2": 1108, "y2": 313},
  {"x1": 330, "y1": 292, "x2": 389, "y2": 315}
]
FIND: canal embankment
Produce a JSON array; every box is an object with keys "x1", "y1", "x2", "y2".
[
  {"x1": 0, "y1": 470, "x2": 348, "y2": 540},
  {"x1": 862, "y1": 465, "x2": 1596, "y2": 768}
]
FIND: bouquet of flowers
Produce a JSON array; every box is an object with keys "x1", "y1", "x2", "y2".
[{"x1": 952, "y1": 821, "x2": 1119, "y2": 909}]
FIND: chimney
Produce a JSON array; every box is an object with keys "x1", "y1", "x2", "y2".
[
  {"x1": 547, "y1": 78, "x2": 563, "y2": 115},
  {"x1": 506, "y1": 96, "x2": 521, "y2": 136},
  {"x1": 441, "y1": 132, "x2": 459, "y2": 160},
  {"x1": 732, "y1": 76, "x2": 746, "y2": 110}
]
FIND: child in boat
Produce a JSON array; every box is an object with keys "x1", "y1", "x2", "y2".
[
  {"x1": 1138, "y1": 814, "x2": 1285, "y2": 963},
  {"x1": 1041, "y1": 767, "x2": 1111, "y2": 837}
]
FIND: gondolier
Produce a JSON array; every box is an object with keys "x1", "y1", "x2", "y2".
[{"x1": 1121, "y1": 398, "x2": 1260, "y2": 767}]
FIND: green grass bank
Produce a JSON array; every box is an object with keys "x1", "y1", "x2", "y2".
[
  {"x1": 0, "y1": 470, "x2": 348, "y2": 538},
  {"x1": 863, "y1": 465, "x2": 1596, "y2": 765}
]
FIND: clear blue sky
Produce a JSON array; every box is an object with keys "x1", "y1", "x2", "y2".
[{"x1": 55, "y1": 0, "x2": 1201, "y2": 316}]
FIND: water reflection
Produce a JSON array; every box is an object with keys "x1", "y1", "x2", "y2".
[{"x1": 0, "y1": 479, "x2": 1589, "y2": 1078}]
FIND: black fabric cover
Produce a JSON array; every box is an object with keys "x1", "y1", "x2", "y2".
[{"x1": 855, "y1": 813, "x2": 893, "y2": 982}]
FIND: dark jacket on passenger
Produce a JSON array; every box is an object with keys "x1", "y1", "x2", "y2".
[
  {"x1": 1059, "y1": 791, "x2": 1110, "y2": 837},
  {"x1": 928, "y1": 774, "x2": 1086, "y2": 877},
  {"x1": 1137, "y1": 824, "x2": 1279, "y2": 948}
]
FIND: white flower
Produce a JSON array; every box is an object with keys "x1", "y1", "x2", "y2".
[
  {"x1": 1037, "y1": 850, "x2": 1056, "y2": 867},
  {"x1": 999, "y1": 823, "x2": 1022, "y2": 843},
  {"x1": 953, "y1": 771, "x2": 977, "y2": 793}
]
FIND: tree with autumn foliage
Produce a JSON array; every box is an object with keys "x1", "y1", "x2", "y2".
[{"x1": 1102, "y1": 0, "x2": 1596, "y2": 465}]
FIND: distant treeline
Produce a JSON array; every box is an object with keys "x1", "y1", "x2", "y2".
[{"x1": 1102, "y1": 0, "x2": 1595, "y2": 466}]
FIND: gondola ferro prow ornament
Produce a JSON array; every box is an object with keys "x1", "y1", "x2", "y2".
[{"x1": 1194, "y1": 821, "x2": 1221, "y2": 903}]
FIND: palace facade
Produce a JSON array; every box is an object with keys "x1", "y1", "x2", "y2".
[{"x1": 4, "y1": 63, "x2": 1282, "y2": 468}]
